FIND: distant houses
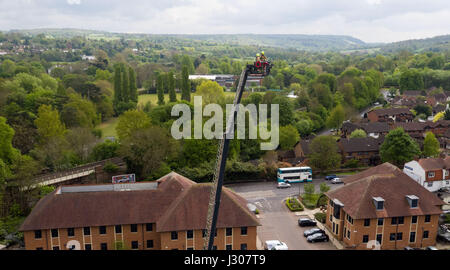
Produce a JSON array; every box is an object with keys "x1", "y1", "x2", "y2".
[
  {"x1": 81, "y1": 55, "x2": 96, "y2": 61},
  {"x1": 367, "y1": 108, "x2": 414, "y2": 123}
]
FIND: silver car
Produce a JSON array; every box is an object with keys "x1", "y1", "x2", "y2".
[{"x1": 331, "y1": 178, "x2": 343, "y2": 184}]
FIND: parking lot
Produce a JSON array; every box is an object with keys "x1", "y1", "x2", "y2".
[{"x1": 226, "y1": 179, "x2": 343, "y2": 250}]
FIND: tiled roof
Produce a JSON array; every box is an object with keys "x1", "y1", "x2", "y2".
[
  {"x1": 157, "y1": 184, "x2": 260, "y2": 232},
  {"x1": 339, "y1": 137, "x2": 383, "y2": 153},
  {"x1": 20, "y1": 172, "x2": 260, "y2": 232},
  {"x1": 326, "y1": 163, "x2": 444, "y2": 219},
  {"x1": 298, "y1": 140, "x2": 311, "y2": 156},
  {"x1": 444, "y1": 128, "x2": 450, "y2": 138},
  {"x1": 403, "y1": 90, "x2": 422, "y2": 96},
  {"x1": 432, "y1": 93, "x2": 447, "y2": 101},
  {"x1": 359, "y1": 122, "x2": 390, "y2": 133},
  {"x1": 278, "y1": 150, "x2": 295, "y2": 159},
  {"x1": 342, "y1": 122, "x2": 390, "y2": 134},
  {"x1": 417, "y1": 157, "x2": 450, "y2": 171},
  {"x1": 370, "y1": 108, "x2": 412, "y2": 116},
  {"x1": 392, "y1": 122, "x2": 426, "y2": 132}
]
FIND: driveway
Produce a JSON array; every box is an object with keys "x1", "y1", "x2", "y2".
[{"x1": 226, "y1": 179, "x2": 343, "y2": 250}]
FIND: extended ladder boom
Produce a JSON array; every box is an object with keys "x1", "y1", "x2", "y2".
[{"x1": 203, "y1": 68, "x2": 249, "y2": 250}]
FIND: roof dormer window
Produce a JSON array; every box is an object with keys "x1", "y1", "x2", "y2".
[
  {"x1": 406, "y1": 195, "x2": 419, "y2": 208},
  {"x1": 373, "y1": 197, "x2": 385, "y2": 211}
]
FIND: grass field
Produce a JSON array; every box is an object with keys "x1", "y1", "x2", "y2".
[
  {"x1": 98, "y1": 117, "x2": 119, "y2": 139},
  {"x1": 138, "y1": 92, "x2": 236, "y2": 106}
]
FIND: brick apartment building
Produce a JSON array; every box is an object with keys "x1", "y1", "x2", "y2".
[
  {"x1": 20, "y1": 172, "x2": 260, "y2": 250},
  {"x1": 324, "y1": 163, "x2": 444, "y2": 250},
  {"x1": 403, "y1": 157, "x2": 450, "y2": 192},
  {"x1": 367, "y1": 108, "x2": 414, "y2": 123},
  {"x1": 337, "y1": 137, "x2": 383, "y2": 166}
]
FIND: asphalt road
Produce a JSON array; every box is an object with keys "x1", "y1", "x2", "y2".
[{"x1": 226, "y1": 179, "x2": 343, "y2": 250}]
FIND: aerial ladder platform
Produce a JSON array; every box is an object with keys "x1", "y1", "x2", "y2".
[{"x1": 203, "y1": 60, "x2": 272, "y2": 250}]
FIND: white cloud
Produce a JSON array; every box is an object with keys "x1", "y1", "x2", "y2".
[
  {"x1": 367, "y1": 0, "x2": 382, "y2": 5},
  {"x1": 0, "y1": 0, "x2": 448, "y2": 43},
  {"x1": 67, "y1": 0, "x2": 81, "y2": 5}
]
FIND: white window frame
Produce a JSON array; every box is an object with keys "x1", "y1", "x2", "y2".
[{"x1": 428, "y1": 172, "x2": 435, "y2": 178}]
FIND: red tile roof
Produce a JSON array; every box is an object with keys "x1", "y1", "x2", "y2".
[
  {"x1": 417, "y1": 157, "x2": 450, "y2": 171},
  {"x1": 338, "y1": 137, "x2": 383, "y2": 153},
  {"x1": 326, "y1": 163, "x2": 444, "y2": 219},
  {"x1": 369, "y1": 108, "x2": 412, "y2": 116},
  {"x1": 19, "y1": 172, "x2": 260, "y2": 232}
]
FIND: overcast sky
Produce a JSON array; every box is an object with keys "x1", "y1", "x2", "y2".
[{"x1": 0, "y1": 0, "x2": 449, "y2": 43}]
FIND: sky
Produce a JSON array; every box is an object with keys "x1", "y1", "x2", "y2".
[{"x1": 0, "y1": 0, "x2": 449, "y2": 43}]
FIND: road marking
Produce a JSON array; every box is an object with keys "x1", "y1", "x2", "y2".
[{"x1": 237, "y1": 190, "x2": 276, "y2": 199}]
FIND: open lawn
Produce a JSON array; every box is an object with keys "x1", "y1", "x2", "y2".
[
  {"x1": 98, "y1": 117, "x2": 119, "y2": 139},
  {"x1": 138, "y1": 92, "x2": 236, "y2": 106}
]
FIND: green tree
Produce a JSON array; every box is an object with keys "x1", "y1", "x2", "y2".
[
  {"x1": 157, "y1": 73, "x2": 165, "y2": 105},
  {"x1": 400, "y1": 69, "x2": 424, "y2": 91},
  {"x1": 339, "y1": 83, "x2": 355, "y2": 106},
  {"x1": 414, "y1": 104, "x2": 432, "y2": 117},
  {"x1": 90, "y1": 139, "x2": 120, "y2": 161},
  {"x1": 272, "y1": 96, "x2": 294, "y2": 126},
  {"x1": 309, "y1": 136, "x2": 341, "y2": 172},
  {"x1": 34, "y1": 105, "x2": 66, "y2": 144},
  {"x1": 423, "y1": 132, "x2": 440, "y2": 158},
  {"x1": 114, "y1": 64, "x2": 123, "y2": 105},
  {"x1": 181, "y1": 65, "x2": 191, "y2": 102},
  {"x1": 0, "y1": 117, "x2": 19, "y2": 164},
  {"x1": 121, "y1": 64, "x2": 129, "y2": 102},
  {"x1": 168, "y1": 71, "x2": 177, "y2": 102},
  {"x1": 195, "y1": 80, "x2": 224, "y2": 105},
  {"x1": 279, "y1": 125, "x2": 300, "y2": 150},
  {"x1": 61, "y1": 93, "x2": 100, "y2": 129},
  {"x1": 116, "y1": 110, "x2": 151, "y2": 141},
  {"x1": 326, "y1": 104, "x2": 345, "y2": 130},
  {"x1": 129, "y1": 67, "x2": 138, "y2": 102},
  {"x1": 350, "y1": 129, "x2": 367, "y2": 138},
  {"x1": 316, "y1": 73, "x2": 337, "y2": 92},
  {"x1": 119, "y1": 127, "x2": 178, "y2": 178},
  {"x1": 380, "y1": 128, "x2": 421, "y2": 166},
  {"x1": 304, "y1": 183, "x2": 315, "y2": 195},
  {"x1": 320, "y1": 182, "x2": 331, "y2": 193}
]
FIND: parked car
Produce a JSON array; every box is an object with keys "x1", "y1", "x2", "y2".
[
  {"x1": 277, "y1": 182, "x2": 291, "y2": 189},
  {"x1": 426, "y1": 246, "x2": 438, "y2": 250},
  {"x1": 307, "y1": 233, "x2": 329, "y2": 243},
  {"x1": 325, "y1": 175, "x2": 337, "y2": 181},
  {"x1": 298, "y1": 218, "x2": 317, "y2": 227},
  {"x1": 265, "y1": 240, "x2": 288, "y2": 250},
  {"x1": 303, "y1": 228, "x2": 325, "y2": 237},
  {"x1": 331, "y1": 178, "x2": 344, "y2": 184}
]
